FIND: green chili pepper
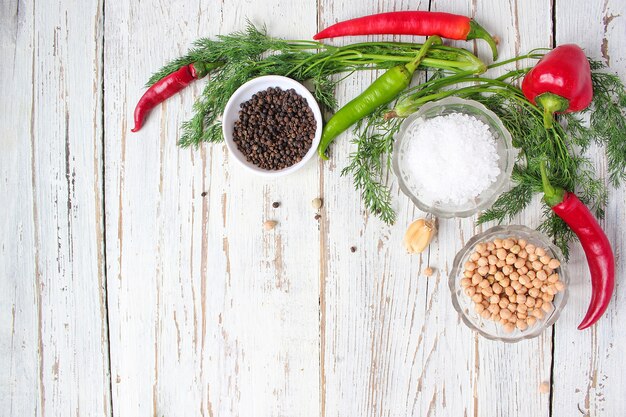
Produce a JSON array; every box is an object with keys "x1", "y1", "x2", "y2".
[{"x1": 317, "y1": 35, "x2": 442, "y2": 160}]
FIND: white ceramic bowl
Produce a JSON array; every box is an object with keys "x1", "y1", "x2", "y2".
[{"x1": 222, "y1": 75, "x2": 323, "y2": 177}]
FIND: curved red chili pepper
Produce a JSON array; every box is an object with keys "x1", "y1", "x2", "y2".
[
  {"x1": 521, "y1": 44, "x2": 593, "y2": 128},
  {"x1": 132, "y1": 64, "x2": 196, "y2": 132},
  {"x1": 541, "y1": 163, "x2": 615, "y2": 330},
  {"x1": 314, "y1": 11, "x2": 498, "y2": 60}
]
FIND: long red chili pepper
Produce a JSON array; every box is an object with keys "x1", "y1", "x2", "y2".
[
  {"x1": 540, "y1": 162, "x2": 615, "y2": 330},
  {"x1": 314, "y1": 11, "x2": 498, "y2": 60},
  {"x1": 521, "y1": 44, "x2": 593, "y2": 129},
  {"x1": 132, "y1": 62, "x2": 215, "y2": 132}
]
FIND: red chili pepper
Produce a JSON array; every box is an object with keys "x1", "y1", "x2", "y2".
[
  {"x1": 540, "y1": 162, "x2": 615, "y2": 330},
  {"x1": 314, "y1": 11, "x2": 498, "y2": 60},
  {"x1": 132, "y1": 62, "x2": 214, "y2": 132},
  {"x1": 521, "y1": 44, "x2": 593, "y2": 129}
]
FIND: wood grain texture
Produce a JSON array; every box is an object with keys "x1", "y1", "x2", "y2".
[
  {"x1": 552, "y1": 1, "x2": 626, "y2": 416},
  {"x1": 103, "y1": 1, "x2": 319, "y2": 416},
  {"x1": 2, "y1": 0, "x2": 626, "y2": 416},
  {"x1": 0, "y1": 1, "x2": 110, "y2": 416}
]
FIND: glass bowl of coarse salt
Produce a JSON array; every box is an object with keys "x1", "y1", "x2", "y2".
[{"x1": 392, "y1": 97, "x2": 516, "y2": 218}]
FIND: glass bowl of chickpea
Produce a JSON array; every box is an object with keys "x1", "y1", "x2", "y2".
[{"x1": 449, "y1": 225, "x2": 569, "y2": 342}]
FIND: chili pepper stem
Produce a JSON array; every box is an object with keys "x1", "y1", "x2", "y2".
[
  {"x1": 467, "y1": 20, "x2": 499, "y2": 61},
  {"x1": 539, "y1": 161, "x2": 565, "y2": 207},
  {"x1": 534, "y1": 92, "x2": 570, "y2": 129}
]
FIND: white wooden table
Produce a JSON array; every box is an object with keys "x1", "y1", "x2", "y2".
[{"x1": 2, "y1": 0, "x2": 625, "y2": 416}]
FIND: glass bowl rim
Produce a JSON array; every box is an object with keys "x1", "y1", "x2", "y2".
[
  {"x1": 448, "y1": 224, "x2": 570, "y2": 342},
  {"x1": 392, "y1": 96, "x2": 516, "y2": 218}
]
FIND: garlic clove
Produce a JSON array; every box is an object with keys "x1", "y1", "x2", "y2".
[{"x1": 403, "y1": 218, "x2": 436, "y2": 254}]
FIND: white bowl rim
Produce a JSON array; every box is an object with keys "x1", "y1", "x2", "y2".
[{"x1": 222, "y1": 75, "x2": 323, "y2": 177}]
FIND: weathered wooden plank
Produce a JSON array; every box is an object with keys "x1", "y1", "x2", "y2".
[
  {"x1": 0, "y1": 1, "x2": 110, "y2": 416},
  {"x1": 104, "y1": 1, "x2": 320, "y2": 416},
  {"x1": 552, "y1": 1, "x2": 626, "y2": 416},
  {"x1": 319, "y1": 0, "x2": 554, "y2": 415}
]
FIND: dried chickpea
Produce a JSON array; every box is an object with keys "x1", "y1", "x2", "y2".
[
  {"x1": 502, "y1": 239, "x2": 514, "y2": 249},
  {"x1": 529, "y1": 288, "x2": 540, "y2": 298},
  {"x1": 554, "y1": 281, "x2": 565, "y2": 292},
  {"x1": 488, "y1": 265, "x2": 497, "y2": 275},
  {"x1": 487, "y1": 242, "x2": 495, "y2": 251},
  {"x1": 535, "y1": 247, "x2": 546, "y2": 257},
  {"x1": 479, "y1": 279, "x2": 490, "y2": 289},
  {"x1": 471, "y1": 274, "x2": 482, "y2": 285},
  {"x1": 542, "y1": 266, "x2": 554, "y2": 276},
  {"x1": 475, "y1": 243, "x2": 486, "y2": 253},
  {"x1": 494, "y1": 271, "x2": 504, "y2": 281},
  {"x1": 461, "y1": 278, "x2": 472, "y2": 288},
  {"x1": 512, "y1": 281, "x2": 522, "y2": 291},
  {"x1": 503, "y1": 322, "x2": 515, "y2": 333},
  {"x1": 510, "y1": 244, "x2": 521, "y2": 254},
  {"x1": 532, "y1": 309, "x2": 544, "y2": 319},
  {"x1": 465, "y1": 287, "x2": 476, "y2": 297},
  {"x1": 509, "y1": 294, "x2": 517, "y2": 303},
  {"x1": 516, "y1": 320, "x2": 528, "y2": 331},
  {"x1": 470, "y1": 252, "x2": 481, "y2": 262},
  {"x1": 532, "y1": 260, "x2": 543, "y2": 271},
  {"x1": 505, "y1": 287, "x2": 515, "y2": 297},
  {"x1": 519, "y1": 275, "x2": 529, "y2": 287},
  {"x1": 488, "y1": 304, "x2": 500, "y2": 314},
  {"x1": 532, "y1": 279, "x2": 542, "y2": 289},
  {"x1": 535, "y1": 298, "x2": 543, "y2": 309},
  {"x1": 502, "y1": 265, "x2": 514, "y2": 275},
  {"x1": 509, "y1": 314, "x2": 518, "y2": 323},
  {"x1": 463, "y1": 270, "x2": 473, "y2": 278},
  {"x1": 477, "y1": 266, "x2": 489, "y2": 276},
  {"x1": 493, "y1": 283, "x2": 503, "y2": 294},
  {"x1": 536, "y1": 270, "x2": 548, "y2": 281},
  {"x1": 518, "y1": 249, "x2": 528, "y2": 259},
  {"x1": 481, "y1": 309, "x2": 491, "y2": 319},
  {"x1": 482, "y1": 286, "x2": 494, "y2": 296},
  {"x1": 475, "y1": 303, "x2": 485, "y2": 313},
  {"x1": 517, "y1": 286, "x2": 528, "y2": 295},
  {"x1": 507, "y1": 303, "x2": 517, "y2": 313},
  {"x1": 496, "y1": 260, "x2": 506, "y2": 268},
  {"x1": 525, "y1": 297, "x2": 536, "y2": 308},
  {"x1": 488, "y1": 254, "x2": 498, "y2": 265},
  {"x1": 542, "y1": 293, "x2": 554, "y2": 302},
  {"x1": 499, "y1": 298, "x2": 510, "y2": 309},
  {"x1": 514, "y1": 258, "x2": 526, "y2": 269},
  {"x1": 500, "y1": 309, "x2": 512, "y2": 320},
  {"x1": 501, "y1": 278, "x2": 511, "y2": 288},
  {"x1": 518, "y1": 239, "x2": 527, "y2": 248},
  {"x1": 528, "y1": 253, "x2": 538, "y2": 262},
  {"x1": 477, "y1": 257, "x2": 488, "y2": 267},
  {"x1": 496, "y1": 248, "x2": 507, "y2": 260},
  {"x1": 465, "y1": 261, "x2": 476, "y2": 271},
  {"x1": 540, "y1": 255, "x2": 551, "y2": 265},
  {"x1": 527, "y1": 316, "x2": 537, "y2": 326},
  {"x1": 526, "y1": 244, "x2": 536, "y2": 254},
  {"x1": 489, "y1": 295, "x2": 500, "y2": 304},
  {"x1": 518, "y1": 266, "x2": 529, "y2": 275},
  {"x1": 517, "y1": 303, "x2": 528, "y2": 314},
  {"x1": 506, "y1": 254, "x2": 517, "y2": 265},
  {"x1": 472, "y1": 294, "x2": 483, "y2": 303},
  {"x1": 548, "y1": 273, "x2": 559, "y2": 283},
  {"x1": 494, "y1": 238, "x2": 503, "y2": 248},
  {"x1": 548, "y1": 259, "x2": 561, "y2": 269},
  {"x1": 527, "y1": 270, "x2": 536, "y2": 280},
  {"x1": 517, "y1": 312, "x2": 528, "y2": 320},
  {"x1": 542, "y1": 302, "x2": 553, "y2": 313},
  {"x1": 482, "y1": 300, "x2": 490, "y2": 308}
]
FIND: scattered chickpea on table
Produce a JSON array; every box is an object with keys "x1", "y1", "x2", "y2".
[{"x1": 460, "y1": 237, "x2": 566, "y2": 333}]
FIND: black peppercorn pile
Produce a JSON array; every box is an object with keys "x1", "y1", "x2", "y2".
[{"x1": 233, "y1": 87, "x2": 317, "y2": 170}]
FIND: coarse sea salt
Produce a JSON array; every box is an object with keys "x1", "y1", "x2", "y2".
[{"x1": 405, "y1": 112, "x2": 500, "y2": 205}]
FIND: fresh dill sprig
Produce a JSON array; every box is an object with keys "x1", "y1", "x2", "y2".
[
  {"x1": 341, "y1": 107, "x2": 401, "y2": 224},
  {"x1": 144, "y1": 23, "x2": 485, "y2": 147}
]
